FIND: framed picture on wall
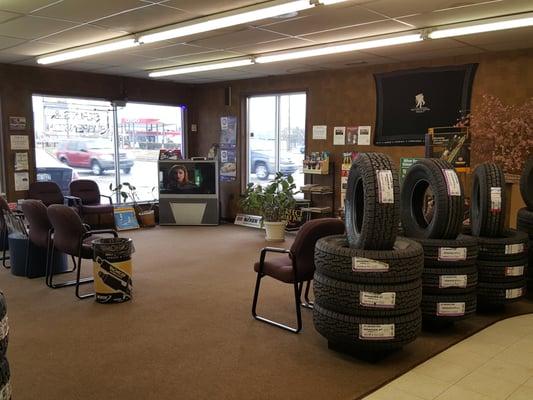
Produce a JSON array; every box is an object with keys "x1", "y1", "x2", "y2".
[{"x1": 374, "y1": 64, "x2": 478, "y2": 146}]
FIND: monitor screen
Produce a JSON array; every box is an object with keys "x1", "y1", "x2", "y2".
[{"x1": 159, "y1": 162, "x2": 217, "y2": 195}]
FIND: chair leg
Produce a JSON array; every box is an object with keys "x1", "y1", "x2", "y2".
[
  {"x1": 251, "y1": 272, "x2": 302, "y2": 334},
  {"x1": 301, "y1": 280, "x2": 314, "y2": 310},
  {"x1": 1, "y1": 228, "x2": 10, "y2": 269},
  {"x1": 24, "y1": 238, "x2": 32, "y2": 277},
  {"x1": 47, "y1": 246, "x2": 93, "y2": 290},
  {"x1": 75, "y1": 255, "x2": 94, "y2": 300}
]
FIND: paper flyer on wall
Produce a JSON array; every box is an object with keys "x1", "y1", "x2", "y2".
[
  {"x1": 15, "y1": 152, "x2": 29, "y2": 171},
  {"x1": 312, "y1": 125, "x2": 327, "y2": 140},
  {"x1": 346, "y1": 126, "x2": 358, "y2": 144},
  {"x1": 220, "y1": 116, "x2": 237, "y2": 182},
  {"x1": 358, "y1": 126, "x2": 371, "y2": 145},
  {"x1": 333, "y1": 126, "x2": 346, "y2": 145},
  {"x1": 14, "y1": 172, "x2": 29, "y2": 191}
]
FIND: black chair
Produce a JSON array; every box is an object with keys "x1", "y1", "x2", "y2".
[
  {"x1": 252, "y1": 218, "x2": 345, "y2": 333},
  {"x1": 69, "y1": 180, "x2": 114, "y2": 228},
  {"x1": 47, "y1": 205, "x2": 117, "y2": 299},
  {"x1": 28, "y1": 182, "x2": 64, "y2": 206},
  {"x1": 0, "y1": 196, "x2": 9, "y2": 269}
]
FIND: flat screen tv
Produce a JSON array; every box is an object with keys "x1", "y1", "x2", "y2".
[{"x1": 159, "y1": 161, "x2": 217, "y2": 195}]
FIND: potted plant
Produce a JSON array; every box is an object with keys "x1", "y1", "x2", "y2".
[
  {"x1": 110, "y1": 183, "x2": 157, "y2": 227},
  {"x1": 240, "y1": 172, "x2": 298, "y2": 241}
]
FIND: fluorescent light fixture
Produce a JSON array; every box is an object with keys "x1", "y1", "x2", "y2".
[
  {"x1": 149, "y1": 58, "x2": 254, "y2": 77},
  {"x1": 140, "y1": 0, "x2": 313, "y2": 44},
  {"x1": 255, "y1": 34, "x2": 422, "y2": 63},
  {"x1": 315, "y1": 0, "x2": 349, "y2": 4},
  {"x1": 429, "y1": 13, "x2": 533, "y2": 39},
  {"x1": 36, "y1": 38, "x2": 138, "y2": 65}
]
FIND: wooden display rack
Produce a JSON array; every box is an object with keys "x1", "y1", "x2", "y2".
[{"x1": 303, "y1": 157, "x2": 329, "y2": 175}]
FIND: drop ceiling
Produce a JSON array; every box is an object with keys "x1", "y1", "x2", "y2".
[{"x1": 0, "y1": 0, "x2": 531, "y2": 83}]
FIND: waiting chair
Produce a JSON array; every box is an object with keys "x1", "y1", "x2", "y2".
[
  {"x1": 69, "y1": 180, "x2": 114, "y2": 228},
  {"x1": 47, "y1": 204, "x2": 117, "y2": 299},
  {"x1": 28, "y1": 181, "x2": 65, "y2": 207},
  {"x1": 252, "y1": 218, "x2": 345, "y2": 333},
  {"x1": 0, "y1": 196, "x2": 9, "y2": 269}
]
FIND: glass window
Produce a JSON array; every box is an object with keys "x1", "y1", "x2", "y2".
[{"x1": 247, "y1": 93, "x2": 305, "y2": 192}]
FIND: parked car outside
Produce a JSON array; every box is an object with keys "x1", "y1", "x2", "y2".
[
  {"x1": 250, "y1": 149, "x2": 298, "y2": 180},
  {"x1": 55, "y1": 139, "x2": 134, "y2": 175},
  {"x1": 35, "y1": 148, "x2": 79, "y2": 195}
]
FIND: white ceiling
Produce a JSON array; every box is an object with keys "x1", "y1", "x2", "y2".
[{"x1": 0, "y1": 0, "x2": 531, "y2": 83}]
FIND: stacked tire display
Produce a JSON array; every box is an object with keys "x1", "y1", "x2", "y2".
[
  {"x1": 471, "y1": 163, "x2": 528, "y2": 306},
  {"x1": 0, "y1": 293, "x2": 10, "y2": 400},
  {"x1": 517, "y1": 156, "x2": 533, "y2": 293},
  {"x1": 401, "y1": 159, "x2": 477, "y2": 323},
  {"x1": 313, "y1": 153, "x2": 423, "y2": 353}
]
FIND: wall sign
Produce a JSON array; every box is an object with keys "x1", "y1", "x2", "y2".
[
  {"x1": 10, "y1": 135, "x2": 29, "y2": 150},
  {"x1": 9, "y1": 116, "x2": 26, "y2": 130},
  {"x1": 312, "y1": 125, "x2": 327, "y2": 140}
]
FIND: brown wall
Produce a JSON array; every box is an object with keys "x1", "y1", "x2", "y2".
[
  {"x1": 190, "y1": 48, "x2": 533, "y2": 219},
  {"x1": 0, "y1": 63, "x2": 193, "y2": 200}
]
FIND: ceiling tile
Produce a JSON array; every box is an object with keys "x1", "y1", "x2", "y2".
[
  {"x1": 0, "y1": 0, "x2": 61, "y2": 14},
  {"x1": 39, "y1": 24, "x2": 128, "y2": 49},
  {"x1": 0, "y1": 15, "x2": 78, "y2": 40},
  {"x1": 158, "y1": 0, "x2": 263, "y2": 16},
  {"x1": 188, "y1": 27, "x2": 287, "y2": 50},
  {"x1": 0, "y1": 10, "x2": 21, "y2": 23},
  {"x1": 260, "y1": 5, "x2": 385, "y2": 36},
  {"x1": 454, "y1": 26, "x2": 533, "y2": 47},
  {"x1": 363, "y1": 38, "x2": 467, "y2": 57},
  {"x1": 32, "y1": 0, "x2": 148, "y2": 23},
  {"x1": 228, "y1": 37, "x2": 315, "y2": 54},
  {"x1": 397, "y1": 0, "x2": 533, "y2": 28},
  {"x1": 361, "y1": 0, "x2": 501, "y2": 18},
  {"x1": 0, "y1": 35, "x2": 26, "y2": 50},
  {"x1": 1, "y1": 39, "x2": 66, "y2": 56},
  {"x1": 95, "y1": 4, "x2": 189, "y2": 32},
  {"x1": 48, "y1": 60, "x2": 111, "y2": 71},
  {"x1": 163, "y1": 50, "x2": 246, "y2": 66},
  {"x1": 129, "y1": 43, "x2": 214, "y2": 58},
  {"x1": 386, "y1": 45, "x2": 483, "y2": 61},
  {"x1": 301, "y1": 19, "x2": 410, "y2": 43}
]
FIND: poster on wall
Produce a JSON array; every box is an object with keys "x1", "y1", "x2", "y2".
[
  {"x1": 312, "y1": 125, "x2": 327, "y2": 140},
  {"x1": 14, "y1": 172, "x2": 29, "y2": 191},
  {"x1": 374, "y1": 64, "x2": 478, "y2": 145},
  {"x1": 10, "y1": 135, "x2": 29, "y2": 150},
  {"x1": 14, "y1": 152, "x2": 29, "y2": 171},
  {"x1": 357, "y1": 126, "x2": 371, "y2": 145},
  {"x1": 9, "y1": 116, "x2": 26, "y2": 130},
  {"x1": 346, "y1": 126, "x2": 358, "y2": 145},
  {"x1": 220, "y1": 116, "x2": 237, "y2": 182},
  {"x1": 333, "y1": 126, "x2": 346, "y2": 145}
]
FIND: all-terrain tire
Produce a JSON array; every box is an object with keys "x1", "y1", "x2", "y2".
[
  {"x1": 315, "y1": 235, "x2": 424, "y2": 284},
  {"x1": 422, "y1": 265, "x2": 478, "y2": 294},
  {"x1": 415, "y1": 235, "x2": 478, "y2": 267},
  {"x1": 313, "y1": 272, "x2": 422, "y2": 317},
  {"x1": 517, "y1": 208, "x2": 533, "y2": 239},
  {"x1": 401, "y1": 158, "x2": 464, "y2": 239},
  {"x1": 520, "y1": 156, "x2": 533, "y2": 210},
  {"x1": 0, "y1": 294, "x2": 7, "y2": 357},
  {"x1": 478, "y1": 280, "x2": 526, "y2": 305},
  {"x1": 421, "y1": 292, "x2": 477, "y2": 321},
  {"x1": 345, "y1": 153, "x2": 400, "y2": 250},
  {"x1": 0, "y1": 357, "x2": 10, "y2": 400},
  {"x1": 313, "y1": 303, "x2": 421, "y2": 351},
  {"x1": 471, "y1": 163, "x2": 506, "y2": 237},
  {"x1": 477, "y1": 229, "x2": 528, "y2": 261},
  {"x1": 477, "y1": 258, "x2": 528, "y2": 282}
]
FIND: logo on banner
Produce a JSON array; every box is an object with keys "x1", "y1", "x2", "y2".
[{"x1": 411, "y1": 93, "x2": 430, "y2": 113}]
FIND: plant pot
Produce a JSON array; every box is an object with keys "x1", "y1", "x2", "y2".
[
  {"x1": 264, "y1": 221, "x2": 287, "y2": 242},
  {"x1": 138, "y1": 210, "x2": 156, "y2": 228}
]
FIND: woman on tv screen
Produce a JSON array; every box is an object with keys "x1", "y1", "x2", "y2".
[{"x1": 166, "y1": 164, "x2": 198, "y2": 191}]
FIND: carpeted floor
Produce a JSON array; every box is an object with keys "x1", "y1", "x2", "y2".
[{"x1": 1, "y1": 224, "x2": 532, "y2": 400}]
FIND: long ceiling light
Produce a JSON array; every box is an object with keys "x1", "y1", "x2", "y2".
[
  {"x1": 36, "y1": 38, "x2": 138, "y2": 65},
  {"x1": 149, "y1": 58, "x2": 254, "y2": 77},
  {"x1": 429, "y1": 13, "x2": 533, "y2": 39},
  {"x1": 255, "y1": 34, "x2": 422, "y2": 63},
  {"x1": 140, "y1": 1, "x2": 318, "y2": 44}
]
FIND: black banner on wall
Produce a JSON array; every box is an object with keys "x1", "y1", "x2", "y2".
[{"x1": 374, "y1": 64, "x2": 477, "y2": 146}]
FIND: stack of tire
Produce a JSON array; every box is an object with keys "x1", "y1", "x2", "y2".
[
  {"x1": 517, "y1": 156, "x2": 533, "y2": 293},
  {"x1": 0, "y1": 292, "x2": 10, "y2": 400},
  {"x1": 470, "y1": 163, "x2": 528, "y2": 306},
  {"x1": 313, "y1": 153, "x2": 424, "y2": 353},
  {"x1": 401, "y1": 159, "x2": 477, "y2": 323}
]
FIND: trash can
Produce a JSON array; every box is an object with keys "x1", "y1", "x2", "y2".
[{"x1": 92, "y1": 238, "x2": 134, "y2": 304}]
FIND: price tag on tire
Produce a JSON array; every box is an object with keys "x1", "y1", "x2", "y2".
[
  {"x1": 359, "y1": 324, "x2": 395, "y2": 340},
  {"x1": 376, "y1": 170, "x2": 394, "y2": 204},
  {"x1": 490, "y1": 187, "x2": 502, "y2": 212},
  {"x1": 443, "y1": 169, "x2": 461, "y2": 196}
]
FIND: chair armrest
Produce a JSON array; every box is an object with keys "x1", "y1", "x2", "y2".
[
  {"x1": 100, "y1": 194, "x2": 113, "y2": 204},
  {"x1": 82, "y1": 229, "x2": 118, "y2": 239},
  {"x1": 64, "y1": 196, "x2": 82, "y2": 207},
  {"x1": 258, "y1": 247, "x2": 291, "y2": 272}
]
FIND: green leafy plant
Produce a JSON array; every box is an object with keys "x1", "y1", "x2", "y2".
[
  {"x1": 240, "y1": 173, "x2": 298, "y2": 222},
  {"x1": 109, "y1": 182, "x2": 156, "y2": 214}
]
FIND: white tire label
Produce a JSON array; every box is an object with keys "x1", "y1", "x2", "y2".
[
  {"x1": 438, "y1": 247, "x2": 467, "y2": 261},
  {"x1": 359, "y1": 324, "x2": 395, "y2": 340},
  {"x1": 506, "y1": 287, "x2": 524, "y2": 299},
  {"x1": 505, "y1": 243, "x2": 524, "y2": 254},
  {"x1": 360, "y1": 292, "x2": 396, "y2": 308},
  {"x1": 352, "y1": 257, "x2": 389, "y2": 272},
  {"x1": 437, "y1": 302, "x2": 465, "y2": 316},
  {"x1": 439, "y1": 275, "x2": 468, "y2": 289},
  {"x1": 376, "y1": 170, "x2": 394, "y2": 204},
  {"x1": 0, "y1": 315, "x2": 8, "y2": 340},
  {"x1": 490, "y1": 187, "x2": 502, "y2": 212},
  {"x1": 443, "y1": 169, "x2": 461, "y2": 196},
  {"x1": 505, "y1": 266, "x2": 525, "y2": 277}
]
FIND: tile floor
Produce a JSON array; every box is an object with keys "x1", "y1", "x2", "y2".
[{"x1": 363, "y1": 314, "x2": 533, "y2": 400}]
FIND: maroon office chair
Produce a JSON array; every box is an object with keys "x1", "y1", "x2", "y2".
[
  {"x1": 69, "y1": 180, "x2": 114, "y2": 228},
  {"x1": 0, "y1": 196, "x2": 9, "y2": 269},
  {"x1": 252, "y1": 218, "x2": 345, "y2": 333},
  {"x1": 28, "y1": 182, "x2": 64, "y2": 206},
  {"x1": 47, "y1": 204, "x2": 117, "y2": 299}
]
